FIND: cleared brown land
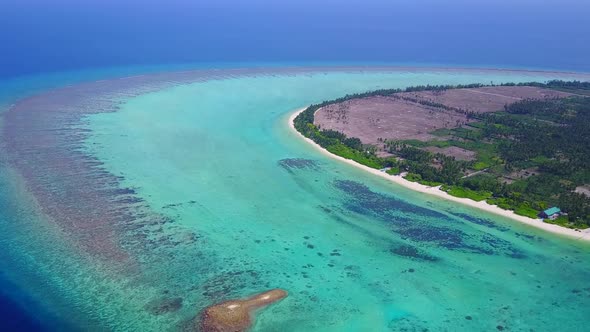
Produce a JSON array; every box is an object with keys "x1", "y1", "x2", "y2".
[
  {"x1": 315, "y1": 96, "x2": 464, "y2": 143},
  {"x1": 424, "y1": 146, "x2": 476, "y2": 161},
  {"x1": 315, "y1": 86, "x2": 573, "y2": 154},
  {"x1": 398, "y1": 86, "x2": 572, "y2": 113}
]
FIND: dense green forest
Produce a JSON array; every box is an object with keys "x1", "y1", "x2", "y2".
[{"x1": 294, "y1": 81, "x2": 590, "y2": 228}]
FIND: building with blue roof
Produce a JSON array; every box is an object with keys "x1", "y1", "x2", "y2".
[{"x1": 539, "y1": 207, "x2": 562, "y2": 220}]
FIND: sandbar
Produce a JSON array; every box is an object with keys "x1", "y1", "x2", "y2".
[{"x1": 199, "y1": 289, "x2": 287, "y2": 332}]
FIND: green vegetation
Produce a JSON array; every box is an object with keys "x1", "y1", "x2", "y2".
[
  {"x1": 294, "y1": 80, "x2": 590, "y2": 228},
  {"x1": 520, "y1": 80, "x2": 590, "y2": 96},
  {"x1": 441, "y1": 185, "x2": 491, "y2": 202},
  {"x1": 544, "y1": 215, "x2": 572, "y2": 227},
  {"x1": 326, "y1": 143, "x2": 384, "y2": 169},
  {"x1": 386, "y1": 166, "x2": 401, "y2": 175}
]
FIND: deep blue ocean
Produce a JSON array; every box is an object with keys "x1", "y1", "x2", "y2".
[
  {"x1": 1, "y1": 0, "x2": 589, "y2": 79},
  {"x1": 0, "y1": 275, "x2": 53, "y2": 331},
  {"x1": 0, "y1": 0, "x2": 589, "y2": 330}
]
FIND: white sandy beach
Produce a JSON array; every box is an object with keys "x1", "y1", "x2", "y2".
[{"x1": 288, "y1": 108, "x2": 590, "y2": 241}]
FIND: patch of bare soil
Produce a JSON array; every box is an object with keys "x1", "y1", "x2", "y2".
[
  {"x1": 314, "y1": 86, "x2": 573, "y2": 151},
  {"x1": 575, "y1": 186, "x2": 590, "y2": 197},
  {"x1": 505, "y1": 167, "x2": 541, "y2": 181},
  {"x1": 398, "y1": 86, "x2": 572, "y2": 114},
  {"x1": 424, "y1": 146, "x2": 476, "y2": 161},
  {"x1": 315, "y1": 96, "x2": 465, "y2": 145}
]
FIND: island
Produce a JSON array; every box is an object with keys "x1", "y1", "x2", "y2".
[
  {"x1": 199, "y1": 289, "x2": 287, "y2": 332},
  {"x1": 292, "y1": 80, "x2": 590, "y2": 238}
]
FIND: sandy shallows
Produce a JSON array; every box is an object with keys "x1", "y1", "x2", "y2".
[{"x1": 199, "y1": 289, "x2": 288, "y2": 332}]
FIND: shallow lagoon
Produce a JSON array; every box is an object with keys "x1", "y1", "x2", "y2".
[{"x1": 2, "y1": 67, "x2": 590, "y2": 331}]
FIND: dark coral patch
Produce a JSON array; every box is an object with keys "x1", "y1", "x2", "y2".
[
  {"x1": 278, "y1": 158, "x2": 320, "y2": 172},
  {"x1": 145, "y1": 297, "x2": 183, "y2": 315},
  {"x1": 390, "y1": 244, "x2": 439, "y2": 262},
  {"x1": 200, "y1": 270, "x2": 261, "y2": 300},
  {"x1": 334, "y1": 180, "x2": 449, "y2": 219},
  {"x1": 333, "y1": 179, "x2": 528, "y2": 257},
  {"x1": 480, "y1": 235, "x2": 526, "y2": 259},
  {"x1": 396, "y1": 227, "x2": 493, "y2": 255},
  {"x1": 449, "y1": 212, "x2": 509, "y2": 232}
]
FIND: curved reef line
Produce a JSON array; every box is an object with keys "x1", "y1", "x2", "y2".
[
  {"x1": 288, "y1": 108, "x2": 590, "y2": 241},
  {"x1": 1, "y1": 66, "x2": 590, "y2": 330},
  {"x1": 9, "y1": 65, "x2": 588, "y2": 263}
]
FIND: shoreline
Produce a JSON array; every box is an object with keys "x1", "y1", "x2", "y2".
[{"x1": 288, "y1": 108, "x2": 590, "y2": 241}]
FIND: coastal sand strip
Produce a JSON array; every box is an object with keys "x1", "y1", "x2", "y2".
[{"x1": 288, "y1": 108, "x2": 590, "y2": 241}]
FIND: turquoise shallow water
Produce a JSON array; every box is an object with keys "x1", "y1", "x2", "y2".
[{"x1": 2, "y1": 67, "x2": 590, "y2": 331}]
